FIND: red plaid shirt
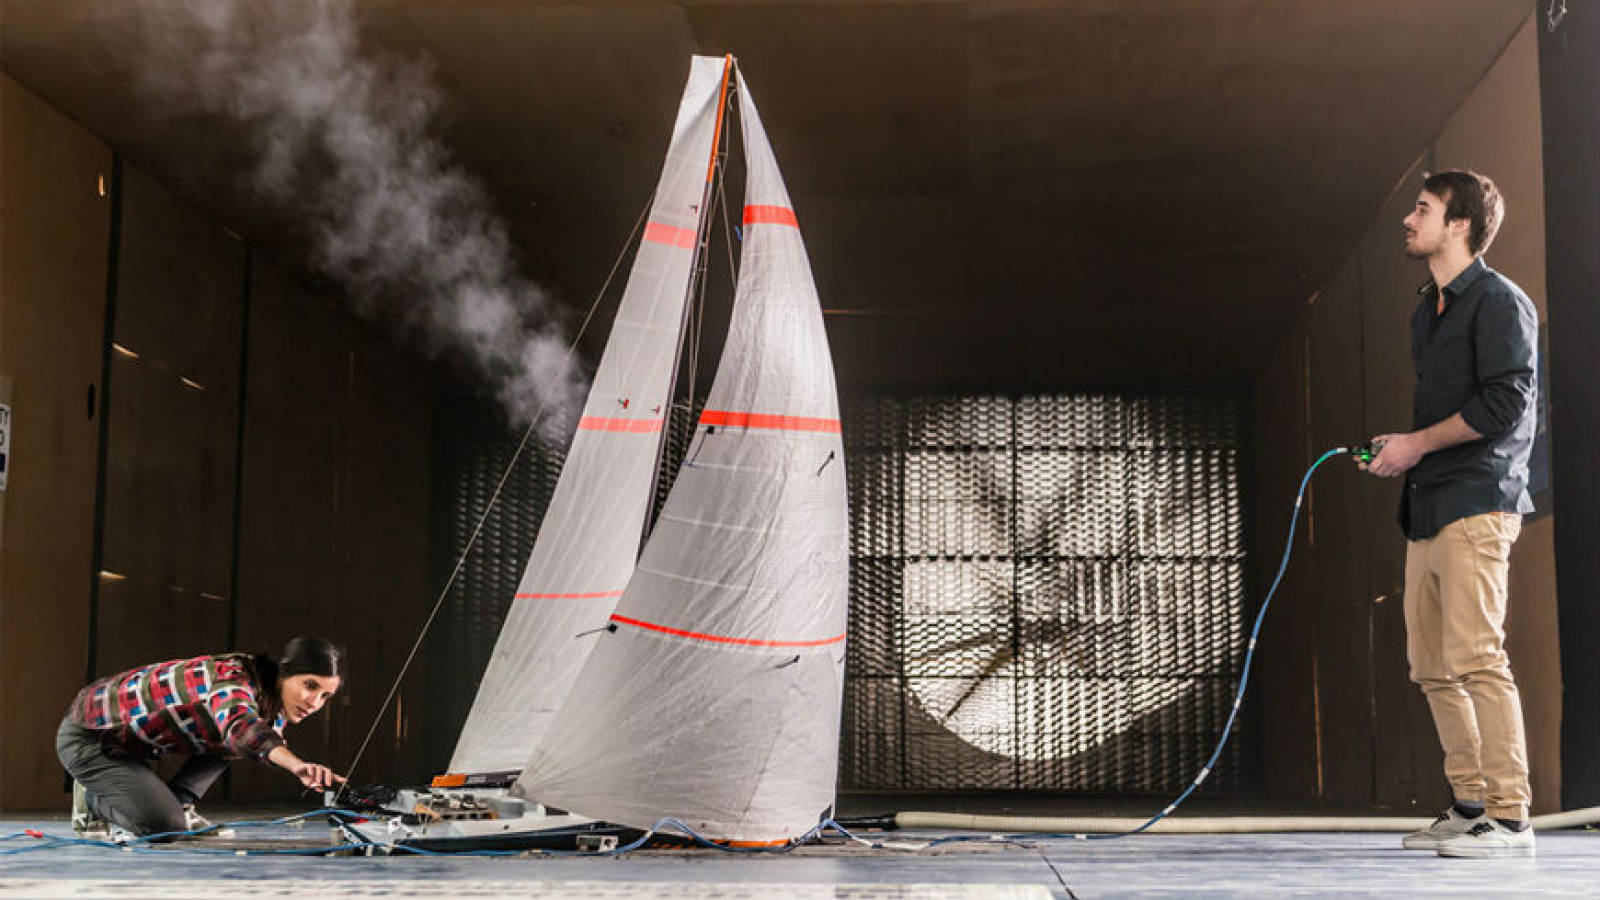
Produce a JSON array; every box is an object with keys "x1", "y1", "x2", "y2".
[{"x1": 70, "y1": 654, "x2": 286, "y2": 761}]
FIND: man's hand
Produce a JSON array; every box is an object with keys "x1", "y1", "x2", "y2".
[
  {"x1": 1368, "y1": 432, "x2": 1425, "y2": 477},
  {"x1": 291, "y1": 762, "x2": 346, "y2": 790}
]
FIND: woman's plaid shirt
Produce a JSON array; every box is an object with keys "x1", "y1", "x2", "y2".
[{"x1": 69, "y1": 654, "x2": 287, "y2": 761}]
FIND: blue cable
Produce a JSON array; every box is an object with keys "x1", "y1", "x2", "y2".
[
  {"x1": 929, "y1": 446, "x2": 1350, "y2": 846},
  {"x1": 3, "y1": 809, "x2": 867, "y2": 858}
]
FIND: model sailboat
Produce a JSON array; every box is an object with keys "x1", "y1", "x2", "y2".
[{"x1": 354, "y1": 55, "x2": 849, "y2": 847}]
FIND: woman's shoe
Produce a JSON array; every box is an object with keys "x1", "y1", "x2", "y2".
[
  {"x1": 70, "y1": 780, "x2": 110, "y2": 840},
  {"x1": 181, "y1": 804, "x2": 236, "y2": 839}
]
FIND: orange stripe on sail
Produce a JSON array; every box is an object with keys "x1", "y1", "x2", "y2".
[
  {"x1": 579, "y1": 416, "x2": 664, "y2": 433},
  {"x1": 743, "y1": 205, "x2": 799, "y2": 228},
  {"x1": 610, "y1": 614, "x2": 846, "y2": 648},
  {"x1": 700, "y1": 409, "x2": 840, "y2": 433},
  {"x1": 516, "y1": 590, "x2": 627, "y2": 600},
  {"x1": 643, "y1": 221, "x2": 697, "y2": 249}
]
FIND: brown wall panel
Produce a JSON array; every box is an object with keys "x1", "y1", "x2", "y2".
[
  {"x1": 1250, "y1": 316, "x2": 1316, "y2": 801},
  {"x1": 100, "y1": 356, "x2": 235, "y2": 593},
  {"x1": 113, "y1": 167, "x2": 247, "y2": 395},
  {"x1": 229, "y1": 260, "x2": 348, "y2": 802},
  {"x1": 1505, "y1": 515, "x2": 1560, "y2": 809},
  {"x1": 230, "y1": 259, "x2": 435, "y2": 800},
  {"x1": 92, "y1": 577, "x2": 230, "y2": 678},
  {"x1": 1435, "y1": 16, "x2": 1548, "y2": 320},
  {"x1": 0, "y1": 75, "x2": 110, "y2": 810},
  {"x1": 1540, "y1": 0, "x2": 1600, "y2": 809},
  {"x1": 94, "y1": 166, "x2": 245, "y2": 675},
  {"x1": 1304, "y1": 258, "x2": 1375, "y2": 808},
  {"x1": 329, "y1": 340, "x2": 434, "y2": 789}
]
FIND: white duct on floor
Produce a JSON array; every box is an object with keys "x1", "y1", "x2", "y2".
[{"x1": 895, "y1": 806, "x2": 1600, "y2": 834}]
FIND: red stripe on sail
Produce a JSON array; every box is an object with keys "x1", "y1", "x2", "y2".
[
  {"x1": 643, "y1": 221, "x2": 697, "y2": 248},
  {"x1": 610, "y1": 614, "x2": 846, "y2": 648},
  {"x1": 743, "y1": 205, "x2": 799, "y2": 228},
  {"x1": 516, "y1": 590, "x2": 626, "y2": 600},
  {"x1": 700, "y1": 409, "x2": 841, "y2": 433},
  {"x1": 579, "y1": 416, "x2": 664, "y2": 433}
]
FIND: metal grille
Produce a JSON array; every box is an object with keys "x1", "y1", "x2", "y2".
[
  {"x1": 437, "y1": 391, "x2": 1249, "y2": 792},
  {"x1": 840, "y1": 393, "x2": 1251, "y2": 792}
]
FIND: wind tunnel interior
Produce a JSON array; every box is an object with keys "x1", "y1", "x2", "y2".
[{"x1": 0, "y1": 1, "x2": 1592, "y2": 818}]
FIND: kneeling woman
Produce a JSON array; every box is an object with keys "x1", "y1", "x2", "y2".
[{"x1": 56, "y1": 636, "x2": 347, "y2": 838}]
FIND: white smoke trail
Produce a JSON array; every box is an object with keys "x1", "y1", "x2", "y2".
[{"x1": 107, "y1": 0, "x2": 584, "y2": 437}]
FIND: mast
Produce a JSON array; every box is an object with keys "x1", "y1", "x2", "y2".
[{"x1": 641, "y1": 54, "x2": 736, "y2": 544}]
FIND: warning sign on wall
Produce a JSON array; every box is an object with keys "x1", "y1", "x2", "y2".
[{"x1": 0, "y1": 402, "x2": 10, "y2": 492}]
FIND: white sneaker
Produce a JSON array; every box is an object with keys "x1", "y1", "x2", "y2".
[
  {"x1": 1401, "y1": 807, "x2": 1484, "y2": 850},
  {"x1": 1435, "y1": 818, "x2": 1536, "y2": 859},
  {"x1": 181, "y1": 804, "x2": 236, "y2": 839},
  {"x1": 70, "y1": 780, "x2": 110, "y2": 840}
]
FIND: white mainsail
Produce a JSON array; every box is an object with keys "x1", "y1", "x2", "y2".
[
  {"x1": 512, "y1": 70, "x2": 850, "y2": 843},
  {"x1": 448, "y1": 56, "x2": 733, "y2": 775}
]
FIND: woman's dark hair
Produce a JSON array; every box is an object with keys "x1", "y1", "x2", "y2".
[{"x1": 246, "y1": 636, "x2": 344, "y2": 721}]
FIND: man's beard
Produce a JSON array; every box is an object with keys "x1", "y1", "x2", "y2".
[{"x1": 1403, "y1": 233, "x2": 1437, "y2": 259}]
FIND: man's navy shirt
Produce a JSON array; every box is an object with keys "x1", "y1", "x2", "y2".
[{"x1": 1401, "y1": 256, "x2": 1538, "y2": 541}]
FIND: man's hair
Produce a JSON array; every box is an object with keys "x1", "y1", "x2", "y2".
[{"x1": 1422, "y1": 169, "x2": 1504, "y2": 256}]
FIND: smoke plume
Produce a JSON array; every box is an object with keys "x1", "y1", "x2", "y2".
[{"x1": 105, "y1": 0, "x2": 584, "y2": 437}]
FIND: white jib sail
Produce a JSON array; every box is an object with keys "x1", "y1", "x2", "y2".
[
  {"x1": 448, "y1": 56, "x2": 731, "y2": 775},
  {"x1": 513, "y1": 70, "x2": 850, "y2": 843}
]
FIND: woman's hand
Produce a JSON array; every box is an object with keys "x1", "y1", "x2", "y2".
[
  {"x1": 291, "y1": 762, "x2": 346, "y2": 790},
  {"x1": 268, "y1": 745, "x2": 347, "y2": 790}
]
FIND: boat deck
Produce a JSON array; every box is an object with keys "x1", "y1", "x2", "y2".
[{"x1": 1, "y1": 805, "x2": 1595, "y2": 899}]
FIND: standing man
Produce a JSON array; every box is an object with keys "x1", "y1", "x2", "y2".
[{"x1": 1364, "y1": 170, "x2": 1539, "y2": 859}]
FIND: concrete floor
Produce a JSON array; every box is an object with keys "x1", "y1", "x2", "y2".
[{"x1": 1, "y1": 807, "x2": 1596, "y2": 899}]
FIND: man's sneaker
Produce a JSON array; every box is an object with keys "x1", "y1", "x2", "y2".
[
  {"x1": 1435, "y1": 819, "x2": 1536, "y2": 858},
  {"x1": 70, "y1": 780, "x2": 110, "y2": 840},
  {"x1": 181, "y1": 804, "x2": 236, "y2": 840},
  {"x1": 1401, "y1": 806, "x2": 1484, "y2": 850}
]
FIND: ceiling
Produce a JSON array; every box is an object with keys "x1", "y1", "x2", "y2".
[{"x1": 1, "y1": 0, "x2": 1536, "y2": 392}]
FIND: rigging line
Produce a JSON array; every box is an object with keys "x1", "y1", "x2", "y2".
[
  {"x1": 686, "y1": 79, "x2": 737, "y2": 409},
  {"x1": 717, "y1": 133, "x2": 739, "y2": 289},
  {"x1": 336, "y1": 189, "x2": 657, "y2": 800},
  {"x1": 701, "y1": 97, "x2": 739, "y2": 414}
]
